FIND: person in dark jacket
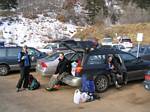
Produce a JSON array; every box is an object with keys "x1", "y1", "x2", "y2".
[
  {"x1": 112, "y1": 55, "x2": 128, "y2": 85},
  {"x1": 55, "y1": 52, "x2": 70, "y2": 75},
  {"x1": 46, "y1": 52, "x2": 70, "y2": 90},
  {"x1": 16, "y1": 45, "x2": 34, "y2": 92},
  {"x1": 107, "y1": 55, "x2": 122, "y2": 88}
]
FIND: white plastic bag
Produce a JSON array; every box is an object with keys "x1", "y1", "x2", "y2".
[
  {"x1": 73, "y1": 89, "x2": 81, "y2": 104},
  {"x1": 80, "y1": 92, "x2": 90, "y2": 103}
]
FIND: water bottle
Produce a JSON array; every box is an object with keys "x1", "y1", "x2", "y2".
[{"x1": 71, "y1": 61, "x2": 77, "y2": 76}]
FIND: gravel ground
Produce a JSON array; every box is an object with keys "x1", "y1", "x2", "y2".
[{"x1": 0, "y1": 72, "x2": 150, "y2": 112}]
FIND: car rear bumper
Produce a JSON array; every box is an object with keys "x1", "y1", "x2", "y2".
[{"x1": 62, "y1": 75, "x2": 81, "y2": 87}]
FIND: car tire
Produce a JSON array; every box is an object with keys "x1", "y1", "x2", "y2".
[
  {"x1": 95, "y1": 75, "x2": 109, "y2": 93},
  {"x1": 144, "y1": 84, "x2": 150, "y2": 91},
  {"x1": 0, "y1": 65, "x2": 9, "y2": 76}
]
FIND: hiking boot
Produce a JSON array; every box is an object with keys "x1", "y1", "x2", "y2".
[
  {"x1": 16, "y1": 88, "x2": 20, "y2": 92},
  {"x1": 124, "y1": 80, "x2": 128, "y2": 85},
  {"x1": 93, "y1": 93, "x2": 101, "y2": 100},
  {"x1": 53, "y1": 85, "x2": 61, "y2": 89},
  {"x1": 45, "y1": 87, "x2": 57, "y2": 91},
  {"x1": 115, "y1": 81, "x2": 122, "y2": 88}
]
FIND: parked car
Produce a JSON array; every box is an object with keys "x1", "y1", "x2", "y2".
[
  {"x1": 119, "y1": 38, "x2": 133, "y2": 48},
  {"x1": 101, "y1": 37, "x2": 113, "y2": 46},
  {"x1": 112, "y1": 44, "x2": 129, "y2": 52},
  {"x1": 38, "y1": 39, "x2": 79, "y2": 54},
  {"x1": 61, "y1": 47, "x2": 150, "y2": 92},
  {"x1": 143, "y1": 70, "x2": 150, "y2": 91},
  {"x1": 129, "y1": 45, "x2": 150, "y2": 60},
  {"x1": 36, "y1": 50, "x2": 83, "y2": 77},
  {"x1": 0, "y1": 46, "x2": 47, "y2": 76},
  {"x1": 76, "y1": 40, "x2": 100, "y2": 49}
]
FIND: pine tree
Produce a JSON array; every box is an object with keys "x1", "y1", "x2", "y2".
[
  {"x1": 119, "y1": 0, "x2": 150, "y2": 10},
  {"x1": 85, "y1": 0, "x2": 107, "y2": 24},
  {"x1": 0, "y1": 0, "x2": 18, "y2": 10}
]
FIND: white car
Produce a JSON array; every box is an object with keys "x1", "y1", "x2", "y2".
[
  {"x1": 119, "y1": 38, "x2": 133, "y2": 49},
  {"x1": 38, "y1": 43, "x2": 60, "y2": 54},
  {"x1": 101, "y1": 38, "x2": 113, "y2": 46},
  {"x1": 112, "y1": 44, "x2": 130, "y2": 52}
]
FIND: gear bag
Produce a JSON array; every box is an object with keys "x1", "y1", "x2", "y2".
[{"x1": 28, "y1": 74, "x2": 40, "y2": 90}]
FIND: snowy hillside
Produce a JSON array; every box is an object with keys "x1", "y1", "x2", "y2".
[{"x1": 0, "y1": 14, "x2": 82, "y2": 48}]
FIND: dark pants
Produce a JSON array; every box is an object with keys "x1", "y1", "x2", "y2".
[
  {"x1": 111, "y1": 71, "x2": 127, "y2": 84},
  {"x1": 111, "y1": 72, "x2": 118, "y2": 83},
  {"x1": 16, "y1": 66, "x2": 30, "y2": 89},
  {"x1": 81, "y1": 74, "x2": 95, "y2": 93},
  {"x1": 123, "y1": 72, "x2": 128, "y2": 82}
]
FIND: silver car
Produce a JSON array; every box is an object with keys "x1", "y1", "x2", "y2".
[{"x1": 36, "y1": 51, "x2": 75, "y2": 77}]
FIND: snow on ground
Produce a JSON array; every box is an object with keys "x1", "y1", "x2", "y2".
[{"x1": 0, "y1": 14, "x2": 81, "y2": 48}]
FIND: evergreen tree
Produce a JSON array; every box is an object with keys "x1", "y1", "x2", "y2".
[
  {"x1": 85, "y1": 0, "x2": 107, "y2": 24},
  {"x1": 119, "y1": 0, "x2": 150, "y2": 10},
  {"x1": 0, "y1": 0, "x2": 18, "y2": 10}
]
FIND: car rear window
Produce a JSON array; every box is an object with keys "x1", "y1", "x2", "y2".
[
  {"x1": 0, "y1": 48, "x2": 6, "y2": 57},
  {"x1": 45, "y1": 52, "x2": 60, "y2": 61},
  {"x1": 87, "y1": 55, "x2": 106, "y2": 65},
  {"x1": 102, "y1": 38, "x2": 112, "y2": 42},
  {"x1": 70, "y1": 53, "x2": 83, "y2": 61},
  {"x1": 122, "y1": 39, "x2": 131, "y2": 42},
  {"x1": 65, "y1": 53, "x2": 74, "y2": 60}
]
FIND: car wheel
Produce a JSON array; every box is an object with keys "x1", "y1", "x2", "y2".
[
  {"x1": 0, "y1": 65, "x2": 9, "y2": 76},
  {"x1": 95, "y1": 75, "x2": 109, "y2": 93},
  {"x1": 144, "y1": 84, "x2": 150, "y2": 90}
]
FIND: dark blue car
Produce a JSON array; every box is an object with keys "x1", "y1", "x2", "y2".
[{"x1": 0, "y1": 46, "x2": 47, "y2": 76}]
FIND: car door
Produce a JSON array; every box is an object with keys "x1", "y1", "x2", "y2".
[
  {"x1": 119, "y1": 53, "x2": 147, "y2": 81},
  {"x1": 142, "y1": 47, "x2": 150, "y2": 60},
  {"x1": 83, "y1": 54, "x2": 106, "y2": 77},
  {"x1": 6, "y1": 47, "x2": 21, "y2": 70},
  {"x1": 0, "y1": 48, "x2": 7, "y2": 64}
]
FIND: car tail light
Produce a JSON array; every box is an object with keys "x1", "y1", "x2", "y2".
[
  {"x1": 41, "y1": 62, "x2": 47, "y2": 68},
  {"x1": 145, "y1": 75, "x2": 150, "y2": 80},
  {"x1": 75, "y1": 66, "x2": 83, "y2": 74}
]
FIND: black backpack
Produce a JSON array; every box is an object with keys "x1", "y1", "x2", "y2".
[{"x1": 28, "y1": 75, "x2": 40, "y2": 90}]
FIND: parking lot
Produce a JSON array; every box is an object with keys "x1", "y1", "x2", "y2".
[{"x1": 0, "y1": 72, "x2": 150, "y2": 112}]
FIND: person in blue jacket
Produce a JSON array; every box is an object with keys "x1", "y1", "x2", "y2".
[{"x1": 16, "y1": 45, "x2": 34, "y2": 92}]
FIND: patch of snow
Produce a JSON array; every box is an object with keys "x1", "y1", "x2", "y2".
[{"x1": 0, "y1": 14, "x2": 82, "y2": 48}]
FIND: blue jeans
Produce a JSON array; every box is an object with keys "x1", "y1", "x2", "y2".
[{"x1": 81, "y1": 74, "x2": 95, "y2": 93}]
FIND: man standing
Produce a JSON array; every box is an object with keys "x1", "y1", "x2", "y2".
[{"x1": 16, "y1": 45, "x2": 31, "y2": 92}]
